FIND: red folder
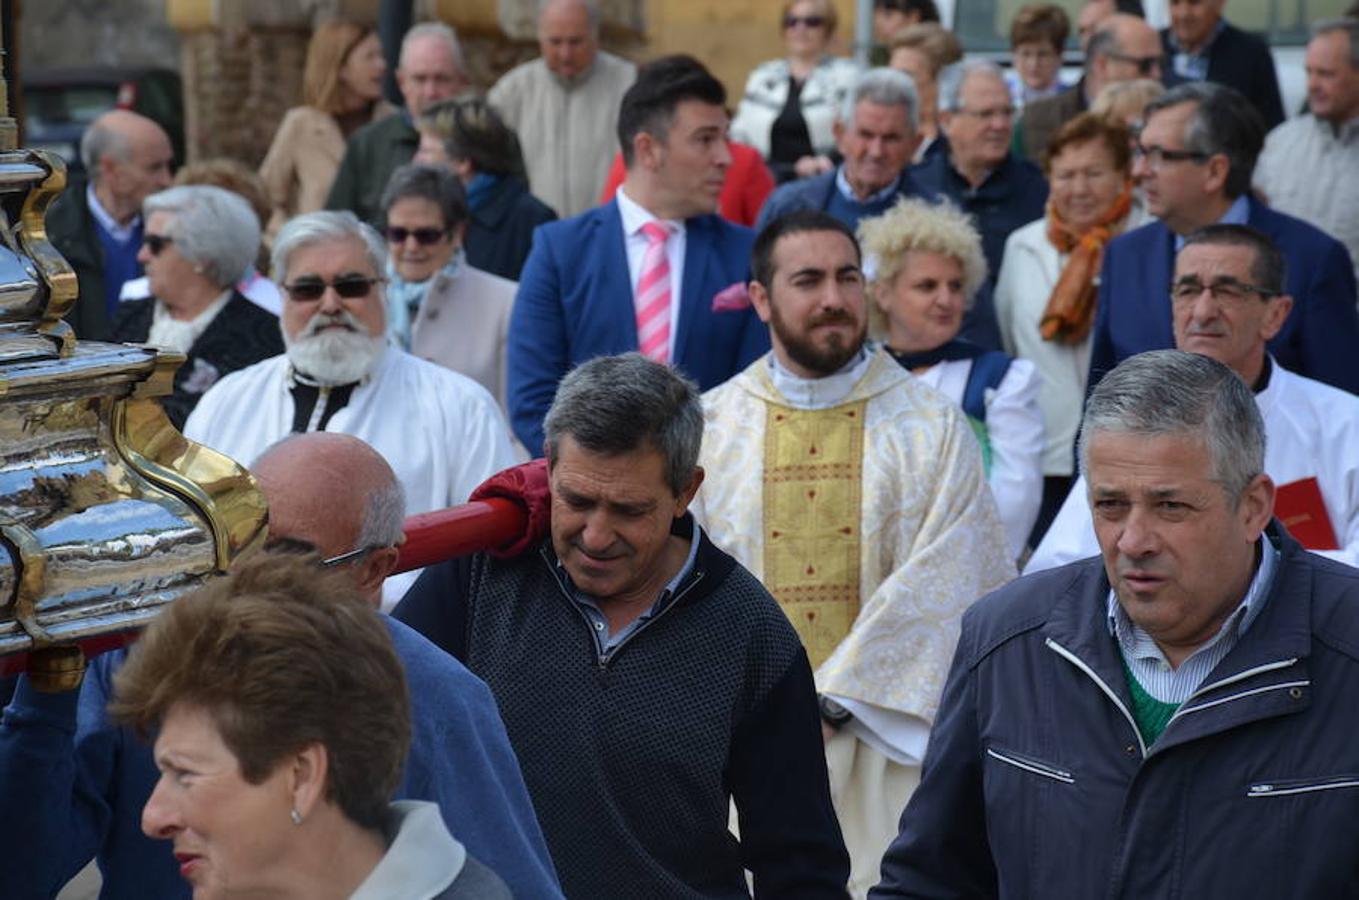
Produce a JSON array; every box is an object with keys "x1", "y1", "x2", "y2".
[{"x1": 1275, "y1": 477, "x2": 1339, "y2": 550}]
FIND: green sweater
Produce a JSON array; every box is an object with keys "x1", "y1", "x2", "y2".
[{"x1": 1121, "y1": 657, "x2": 1181, "y2": 745}]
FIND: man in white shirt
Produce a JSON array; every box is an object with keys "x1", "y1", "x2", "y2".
[
  {"x1": 1028, "y1": 224, "x2": 1359, "y2": 572},
  {"x1": 488, "y1": 0, "x2": 636, "y2": 218},
  {"x1": 1254, "y1": 19, "x2": 1359, "y2": 287},
  {"x1": 185, "y1": 210, "x2": 516, "y2": 603}
]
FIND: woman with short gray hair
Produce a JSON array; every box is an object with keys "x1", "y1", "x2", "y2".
[{"x1": 111, "y1": 185, "x2": 283, "y2": 428}]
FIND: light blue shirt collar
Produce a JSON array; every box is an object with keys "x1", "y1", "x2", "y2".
[
  {"x1": 1174, "y1": 194, "x2": 1250, "y2": 249},
  {"x1": 834, "y1": 166, "x2": 902, "y2": 207}
]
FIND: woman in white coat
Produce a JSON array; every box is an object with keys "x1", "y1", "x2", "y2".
[{"x1": 861, "y1": 198, "x2": 1045, "y2": 560}]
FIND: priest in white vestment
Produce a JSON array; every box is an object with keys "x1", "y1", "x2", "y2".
[
  {"x1": 692, "y1": 210, "x2": 1015, "y2": 897},
  {"x1": 185, "y1": 211, "x2": 516, "y2": 604},
  {"x1": 1028, "y1": 224, "x2": 1359, "y2": 573}
]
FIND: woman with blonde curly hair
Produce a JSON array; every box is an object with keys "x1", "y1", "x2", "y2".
[
  {"x1": 861, "y1": 198, "x2": 1044, "y2": 557},
  {"x1": 258, "y1": 22, "x2": 392, "y2": 237}
]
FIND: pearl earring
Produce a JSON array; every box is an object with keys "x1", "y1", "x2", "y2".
[{"x1": 290, "y1": 808, "x2": 303, "y2": 826}]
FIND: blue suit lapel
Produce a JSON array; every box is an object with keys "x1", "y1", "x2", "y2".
[
  {"x1": 1146, "y1": 224, "x2": 1176, "y2": 348},
  {"x1": 597, "y1": 201, "x2": 640, "y2": 352},
  {"x1": 674, "y1": 215, "x2": 714, "y2": 365}
]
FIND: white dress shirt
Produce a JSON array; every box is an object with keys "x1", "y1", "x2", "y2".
[{"x1": 616, "y1": 186, "x2": 686, "y2": 359}]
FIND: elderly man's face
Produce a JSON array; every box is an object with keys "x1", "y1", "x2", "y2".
[
  {"x1": 1132, "y1": 101, "x2": 1223, "y2": 234},
  {"x1": 1169, "y1": 0, "x2": 1226, "y2": 53},
  {"x1": 397, "y1": 35, "x2": 464, "y2": 118},
  {"x1": 1099, "y1": 19, "x2": 1165, "y2": 83},
  {"x1": 539, "y1": 0, "x2": 598, "y2": 80},
  {"x1": 836, "y1": 100, "x2": 918, "y2": 198},
  {"x1": 1306, "y1": 29, "x2": 1359, "y2": 125},
  {"x1": 941, "y1": 70, "x2": 1014, "y2": 173},
  {"x1": 549, "y1": 436, "x2": 701, "y2": 606},
  {"x1": 751, "y1": 228, "x2": 867, "y2": 378},
  {"x1": 105, "y1": 123, "x2": 174, "y2": 209},
  {"x1": 1087, "y1": 429, "x2": 1272, "y2": 666},
  {"x1": 281, "y1": 236, "x2": 385, "y2": 342}
]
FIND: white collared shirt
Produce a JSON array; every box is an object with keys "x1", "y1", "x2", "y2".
[
  {"x1": 616, "y1": 186, "x2": 686, "y2": 359},
  {"x1": 86, "y1": 184, "x2": 140, "y2": 243},
  {"x1": 766, "y1": 345, "x2": 874, "y2": 410}
]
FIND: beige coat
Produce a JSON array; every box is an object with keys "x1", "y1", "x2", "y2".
[
  {"x1": 410, "y1": 263, "x2": 516, "y2": 413},
  {"x1": 258, "y1": 102, "x2": 395, "y2": 239}
]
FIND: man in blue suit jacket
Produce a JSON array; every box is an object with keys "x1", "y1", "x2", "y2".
[
  {"x1": 1089, "y1": 82, "x2": 1359, "y2": 396},
  {"x1": 508, "y1": 56, "x2": 769, "y2": 453}
]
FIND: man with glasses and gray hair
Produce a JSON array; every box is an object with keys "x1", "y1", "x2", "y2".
[
  {"x1": 1087, "y1": 81, "x2": 1359, "y2": 397},
  {"x1": 184, "y1": 210, "x2": 516, "y2": 606},
  {"x1": 1029, "y1": 224, "x2": 1359, "y2": 572},
  {"x1": 872, "y1": 346, "x2": 1359, "y2": 898},
  {"x1": 395, "y1": 353, "x2": 851, "y2": 898}
]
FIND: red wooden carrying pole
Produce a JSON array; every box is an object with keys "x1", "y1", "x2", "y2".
[
  {"x1": 0, "y1": 498, "x2": 529, "y2": 676},
  {"x1": 393, "y1": 497, "x2": 527, "y2": 573}
]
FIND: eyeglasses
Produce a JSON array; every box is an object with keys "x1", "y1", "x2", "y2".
[
  {"x1": 1132, "y1": 143, "x2": 1210, "y2": 168},
  {"x1": 1170, "y1": 278, "x2": 1279, "y2": 305},
  {"x1": 1106, "y1": 51, "x2": 1164, "y2": 76},
  {"x1": 319, "y1": 545, "x2": 381, "y2": 568},
  {"x1": 384, "y1": 226, "x2": 451, "y2": 245},
  {"x1": 143, "y1": 234, "x2": 174, "y2": 256},
  {"x1": 955, "y1": 105, "x2": 1016, "y2": 121},
  {"x1": 783, "y1": 14, "x2": 826, "y2": 28},
  {"x1": 282, "y1": 275, "x2": 384, "y2": 302}
]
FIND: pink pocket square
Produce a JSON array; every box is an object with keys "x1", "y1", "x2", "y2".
[{"x1": 711, "y1": 282, "x2": 751, "y2": 312}]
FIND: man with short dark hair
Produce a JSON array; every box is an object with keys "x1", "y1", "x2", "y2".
[
  {"x1": 489, "y1": 0, "x2": 636, "y2": 218},
  {"x1": 0, "y1": 432, "x2": 563, "y2": 900},
  {"x1": 327, "y1": 23, "x2": 468, "y2": 224},
  {"x1": 396, "y1": 353, "x2": 851, "y2": 898},
  {"x1": 695, "y1": 210, "x2": 1013, "y2": 897},
  {"x1": 506, "y1": 55, "x2": 769, "y2": 453},
  {"x1": 756, "y1": 68, "x2": 938, "y2": 233},
  {"x1": 873, "y1": 348, "x2": 1359, "y2": 897},
  {"x1": 1161, "y1": 0, "x2": 1285, "y2": 128},
  {"x1": 1087, "y1": 81, "x2": 1359, "y2": 395},
  {"x1": 1254, "y1": 18, "x2": 1359, "y2": 286},
  {"x1": 46, "y1": 109, "x2": 175, "y2": 340},
  {"x1": 1030, "y1": 224, "x2": 1359, "y2": 570}
]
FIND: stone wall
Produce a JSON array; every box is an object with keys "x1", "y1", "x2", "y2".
[{"x1": 23, "y1": 0, "x2": 180, "y2": 70}]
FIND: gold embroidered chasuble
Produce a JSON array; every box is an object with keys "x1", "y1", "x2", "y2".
[{"x1": 694, "y1": 350, "x2": 1016, "y2": 726}]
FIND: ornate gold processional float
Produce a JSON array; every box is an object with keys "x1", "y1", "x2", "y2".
[{"x1": 0, "y1": 41, "x2": 268, "y2": 690}]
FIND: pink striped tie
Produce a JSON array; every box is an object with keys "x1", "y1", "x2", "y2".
[{"x1": 636, "y1": 221, "x2": 672, "y2": 363}]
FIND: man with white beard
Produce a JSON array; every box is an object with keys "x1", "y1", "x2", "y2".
[{"x1": 185, "y1": 210, "x2": 516, "y2": 604}]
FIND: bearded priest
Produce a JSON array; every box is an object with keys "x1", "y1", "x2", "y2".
[
  {"x1": 184, "y1": 211, "x2": 517, "y2": 604},
  {"x1": 692, "y1": 209, "x2": 1015, "y2": 898}
]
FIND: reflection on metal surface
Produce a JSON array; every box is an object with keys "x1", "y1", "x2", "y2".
[{"x1": 0, "y1": 140, "x2": 268, "y2": 673}]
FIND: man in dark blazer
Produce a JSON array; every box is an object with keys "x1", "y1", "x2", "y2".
[
  {"x1": 507, "y1": 55, "x2": 769, "y2": 453},
  {"x1": 1161, "y1": 0, "x2": 1285, "y2": 128},
  {"x1": 1088, "y1": 82, "x2": 1359, "y2": 396}
]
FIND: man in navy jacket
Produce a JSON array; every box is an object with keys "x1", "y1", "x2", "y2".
[
  {"x1": 1088, "y1": 82, "x2": 1359, "y2": 396},
  {"x1": 873, "y1": 350, "x2": 1359, "y2": 898},
  {"x1": 1161, "y1": 0, "x2": 1285, "y2": 129},
  {"x1": 507, "y1": 55, "x2": 768, "y2": 453}
]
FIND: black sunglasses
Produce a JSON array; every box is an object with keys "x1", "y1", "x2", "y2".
[
  {"x1": 143, "y1": 234, "x2": 174, "y2": 256},
  {"x1": 384, "y1": 226, "x2": 451, "y2": 245},
  {"x1": 1107, "y1": 51, "x2": 1163, "y2": 76},
  {"x1": 282, "y1": 275, "x2": 383, "y2": 302},
  {"x1": 784, "y1": 14, "x2": 826, "y2": 28}
]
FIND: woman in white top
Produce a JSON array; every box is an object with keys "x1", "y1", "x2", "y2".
[
  {"x1": 861, "y1": 198, "x2": 1045, "y2": 559},
  {"x1": 729, "y1": 0, "x2": 860, "y2": 183},
  {"x1": 994, "y1": 112, "x2": 1146, "y2": 544}
]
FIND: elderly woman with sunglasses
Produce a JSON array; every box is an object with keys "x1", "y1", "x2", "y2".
[
  {"x1": 730, "y1": 0, "x2": 861, "y2": 184},
  {"x1": 110, "y1": 550, "x2": 512, "y2": 900},
  {"x1": 110, "y1": 185, "x2": 283, "y2": 428},
  {"x1": 378, "y1": 163, "x2": 517, "y2": 412}
]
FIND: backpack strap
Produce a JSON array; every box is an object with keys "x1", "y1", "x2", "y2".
[{"x1": 961, "y1": 351, "x2": 1014, "y2": 423}]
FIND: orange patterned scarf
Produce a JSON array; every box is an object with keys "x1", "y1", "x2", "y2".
[{"x1": 1040, "y1": 183, "x2": 1134, "y2": 344}]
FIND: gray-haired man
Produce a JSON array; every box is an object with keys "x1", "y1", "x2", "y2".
[
  {"x1": 395, "y1": 353, "x2": 851, "y2": 898},
  {"x1": 873, "y1": 348, "x2": 1359, "y2": 897},
  {"x1": 757, "y1": 67, "x2": 936, "y2": 235}
]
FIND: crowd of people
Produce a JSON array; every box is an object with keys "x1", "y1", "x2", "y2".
[{"x1": 9, "y1": 0, "x2": 1359, "y2": 896}]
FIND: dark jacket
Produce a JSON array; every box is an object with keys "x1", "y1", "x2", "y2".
[
  {"x1": 463, "y1": 176, "x2": 557, "y2": 281},
  {"x1": 110, "y1": 291, "x2": 284, "y2": 429},
  {"x1": 325, "y1": 113, "x2": 418, "y2": 225},
  {"x1": 1161, "y1": 22, "x2": 1285, "y2": 130},
  {"x1": 45, "y1": 176, "x2": 116, "y2": 341},
  {"x1": 1088, "y1": 196, "x2": 1359, "y2": 396},
  {"x1": 1014, "y1": 79, "x2": 1086, "y2": 162},
  {"x1": 872, "y1": 525, "x2": 1359, "y2": 899},
  {"x1": 393, "y1": 520, "x2": 851, "y2": 899}
]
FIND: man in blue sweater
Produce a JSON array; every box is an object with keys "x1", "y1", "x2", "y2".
[{"x1": 0, "y1": 433, "x2": 562, "y2": 899}]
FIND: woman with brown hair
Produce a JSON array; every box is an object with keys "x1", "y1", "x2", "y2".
[
  {"x1": 111, "y1": 551, "x2": 511, "y2": 899},
  {"x1": 258, "y1": 22, "x2": 391, "y2": 237},
  {"x1": 886, "y1": 22, "x2": 963, "y2": 162},
  {"x1": 993, "y1": 112, "x2": 1147, "y2": 543}
]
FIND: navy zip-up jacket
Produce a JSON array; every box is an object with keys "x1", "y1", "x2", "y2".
[{"x1": 872, "y1": 524, "x2": 1359, "y2": 899}]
